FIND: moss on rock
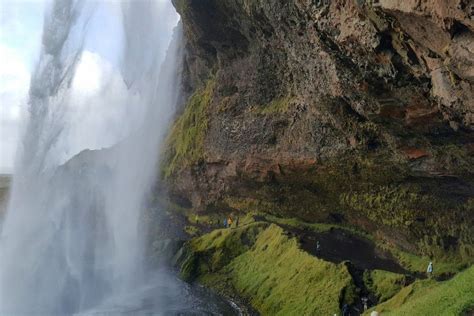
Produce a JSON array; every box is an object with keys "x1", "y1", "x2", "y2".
[
  {"x1": 253, "y1": 95, "x2": 294, "y2": 114},
  {"x1": 367, "y1": 266, "x2": 474, "y2": 315},
  {"x1": 162, "y1": 79, "x2": 215, "y2": 178},
  {"x1": 220, "y1": 225, "x2": 354, "y2": 315},
  {"x1": 364, "y1": 270, "x2": 406, "y2": 303},
  {"x1": 175, "y1": 223, "x2": 355, "y2": 315}
]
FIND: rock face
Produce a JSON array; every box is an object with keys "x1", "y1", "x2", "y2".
[
  {"x1": 165, "y1": 0, "x2": 474, "y2": 259},
  {"x1": 0, "y1": 175, "x2": 11, "y2": 218}
]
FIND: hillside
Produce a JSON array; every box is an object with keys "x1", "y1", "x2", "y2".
[{"x1": 156, "y1": 0, "x2": 474, "y2": 315}]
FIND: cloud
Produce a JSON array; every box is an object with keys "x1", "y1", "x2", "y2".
[
  {"x1": 0, "y1": 45, "x2": 30, "y2": 121},
  {"x1": 72, "y1": 50, "x2": 107, "y2": 95},
  {"x1": 0, "y1": 0, "x2": 45, "y2": 173},
  {"x1": 0, "y1": 44, "x2": 30, "y2": 174},
  {"x1": 53, "y1": 51, "x2": 145, "y2": 166}
]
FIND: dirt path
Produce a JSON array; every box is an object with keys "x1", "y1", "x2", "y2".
[
  {"x1": 292, "y1": 227, "x2": 408, "y2": 274},
  {"x1": 281, "y1": 225, "x2": 413, "y2": 316}
]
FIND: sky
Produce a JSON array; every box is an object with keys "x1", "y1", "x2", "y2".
[
  {"x1": 0, "y1": 0, "x2": 45, "y2": 174},
  {"x1": 0, "y1": 0, "x2": 180, "y2": 174}
]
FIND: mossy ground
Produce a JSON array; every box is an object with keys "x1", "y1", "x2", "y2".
[
  {"x1": 176, "y1": 223, "x2": 355, "y2": 315},
  {"x1": 219, "y1": 225, "x2": 354, "y2": 315},
  {"x1": 175, "y1": 212, "x2": 473, "y2": 315},
  {"x1": 366, "y1": 266, "x2": 474, "y2": 315},
  {"x1": 386, "y1": 247, "x2": 470, "y2": 276},
  {"x1": 363, "y1": 270, "x2": 406, "y2": 302}
]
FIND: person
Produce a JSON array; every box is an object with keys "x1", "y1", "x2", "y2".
[
  {"x1": 223, "y1": 218, "x2": 228, "y2": 228},
  {"x1": 316, "y1": 240, "x2": 321, "y2": 253},
  {"x1": 342, "y1": 304, "x2": 349, "y2": 316},
  {"x1": 361, "y1": 296, "x2": 368, "y2": 311},
  {"x1": 228, "y1": 217, "x2": 233, "y2": 228},
  {"x1": 427, "y1": 261, "x2": 433, "y2": 278}
]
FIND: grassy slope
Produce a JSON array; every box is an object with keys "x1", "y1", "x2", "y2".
[
  {"x1": 176, "y1": 214, "x2": 474, "y2": 315},
  {"x1": 178, "y1": 223, "x2": 354, "y2": 315},
  {"x1": 367, "y1": 265, "x2": 474, "y2": 315},
  {"x1": 222, "y1": 225, "x2": 353, "y2": 316},
  {"x1": 256, "y1": 212, "x2": 470, "y2": 277},
  {"x1": 364, "y1": 270, "x2": 406, "y2": 302}
]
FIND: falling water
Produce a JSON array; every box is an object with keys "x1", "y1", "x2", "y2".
[{"x1": 0, "y1": 1, "x2": 234, "y2": 314}]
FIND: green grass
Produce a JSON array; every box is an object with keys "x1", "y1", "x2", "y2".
[
  {"x1": 176, "y1": 214, "x2": 474, "y2": 315},
  {"x1": 366, "y1": 265, "x2": 474, "y2": 315},
  {"x1": 386, "y1": 246, "x2": 470, "y2": 276},
  {"x1": 179, "y1": 223, "x2": 355, "y2": 315},
  {"x1": 261, "y1": 213, "x2": 372, "y2": 240},
  {"x1": 162, "y1": 80, "x2": 214, "y2": 177},
  {"x1": 364, "y1": 270, "x2": 406, "y2": 302},
  {"x1": 176, "y1": 222, "x2": 268, "y2": 280},
  {"x1": 220, "y1": 224, "x2": 354, "y2": 315}
]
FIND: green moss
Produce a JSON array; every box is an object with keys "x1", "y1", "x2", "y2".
[
  {"x1": 386, "y1": 247, "x2": 469, "y2": 276},
  {"x1": 177, "y1": 223, "x2": 354, "y2": 315},
  {"x1": 340, "y1": 185, "x2": 426, "y2": 228},
  {"x1": 214, "y1": 225, "x2": 354, "y2": 315},
  {"x1": 367, "y1": 266, "x2": 474, "y2": 315},
  {"x1": 253, "y1": 95, "x2": 293, "y2": 114},
  {"x1": 254, "y1": 212, "x2": 372, "y2": 240},
  {"x1": 176, "y1": 223, "x2": 268, "y2": 278},
  {"x1": 162, "y1": 80, "x2": 215, "y2": 178},
  {"x1": 172, "y1": 0, "x2": 190, "y2": 15},
  {"x1": 433, "y1": 144, "x2": 474, "y2": 175},
  {"x1": 184, "y1": 225, "x2": 200, "y2": 237},
  {"x1": 364, "y1": 270, "x2": 406, "y2": 302}
]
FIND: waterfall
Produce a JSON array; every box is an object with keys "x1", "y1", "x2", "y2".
[{"x1": 0, "y1": 0, "x2": 185, "y2": 313}]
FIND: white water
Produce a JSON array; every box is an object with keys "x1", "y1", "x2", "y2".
[{"x1": 0, "y1": 1, "x2": 210, "y2": 314}]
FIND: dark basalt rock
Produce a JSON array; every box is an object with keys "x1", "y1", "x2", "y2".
[{"x1": 167, "y1": 0, "x2": 474, "y2": 260}]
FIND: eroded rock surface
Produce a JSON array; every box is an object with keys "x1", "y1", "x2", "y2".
[{"x1": 165, "y1": 0, "x2": 474, "y2": 259}]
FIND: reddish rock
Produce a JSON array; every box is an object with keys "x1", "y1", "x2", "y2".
[{"x1": 401, "y1": 147, "x2": 430, "y2": 160}]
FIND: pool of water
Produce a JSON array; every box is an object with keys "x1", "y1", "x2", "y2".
[{"x1": 75, "y1": 269, "x2": 239, "y2": 316}]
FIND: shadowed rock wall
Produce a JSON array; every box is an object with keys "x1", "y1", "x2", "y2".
[{"x1": 165, "y1": 0, "x2": 474, "y2": 259}]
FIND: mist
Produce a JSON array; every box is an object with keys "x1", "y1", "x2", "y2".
[{"x1": 0, "y1": 0, "x2": 192, "y2": 313}]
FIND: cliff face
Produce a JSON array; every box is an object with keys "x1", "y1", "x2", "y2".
[{"x1": 165, "y1": 0, "x2": 474, "y2": 259}]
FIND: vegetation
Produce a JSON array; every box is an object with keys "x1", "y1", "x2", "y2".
[
  {"x1": 162, "y1": 80, "x2": 215, "y2": 178},
  {"x1": 432, "y1": 144, "x2": 474, "y2": 175},
  {"x1": 364, "y1": 270, "x2": 406, "y2": 302},
  {"x1": 340, "y1": 185, "x2": 429, "y2": 228},
  {"x1": 385, "y1": 247, "x2": 470, "y2": 276},
  {"x1": 219, "y1": 225, "x2": 354, "y2": 315},
  {"x1": 367, "y1": 266, "x2": 474, "y2": 315},
  {"x1": 253, "y1": 95, "x2": 294, "y2": 114},
  {"x1": 174, "y1": 209, "x2": 473, "y2": 315},
  {"x1": 176, "y1": 222, "x2": 268, "y2": 280},
  {"x1": 176, "y1": 223, "x2": 355, "y2": 315}
]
